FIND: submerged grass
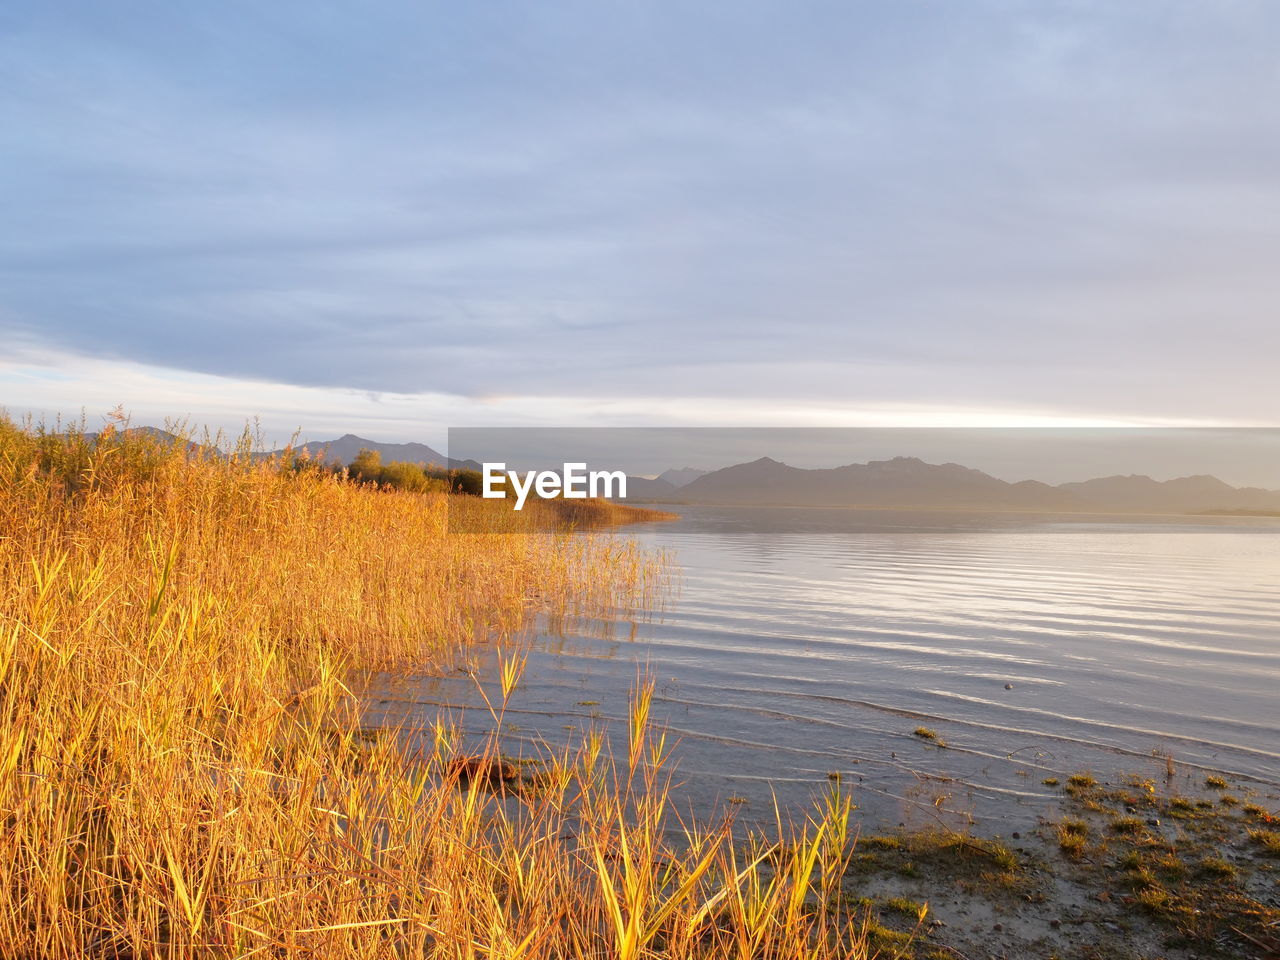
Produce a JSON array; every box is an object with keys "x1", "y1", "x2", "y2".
[{"x1": 0, "y1": 416, "x2": 868, "y2": 959}]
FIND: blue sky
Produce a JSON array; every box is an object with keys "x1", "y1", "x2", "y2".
[{"x1": 3, "y1": 1, "x2": 1279, "y2": 443}]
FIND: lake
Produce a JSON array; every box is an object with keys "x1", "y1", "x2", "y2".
[{"x1": 362, "y1": 506, "x2": 1280, "y2": 833}]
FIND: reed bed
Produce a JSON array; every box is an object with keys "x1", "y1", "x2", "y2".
[
  {"x1": 529, "y1": 498, "x2": 682, "y2": 530},
  {"x1": 0, "y1": 417, "x2": 869, "y2": 959}
]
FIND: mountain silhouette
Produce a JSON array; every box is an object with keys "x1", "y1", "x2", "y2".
[
  {"x1": 623, "y1": 475, "x2": 680, "y2": 499},
  {"x1": 648, "y1": 456, "x2": 1280, "y2": 515},
  {"x1": 90, "y1": 427, "x2": 1280, "y2": 515},
  {"x1": 657, "y1": 467, "x2": 708, "y2": 487},
  {"x1": 278, "y1": 434, "x2": 480, "y2": 470}
]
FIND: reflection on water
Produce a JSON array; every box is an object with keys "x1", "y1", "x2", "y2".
[{"x1": 362, "y1": 507, "x2": 1280, "y2": 832}]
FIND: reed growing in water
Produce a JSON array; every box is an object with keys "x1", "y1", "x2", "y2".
[{"x1": 0, "y1": 416, "x2": 868, "y2": 959}]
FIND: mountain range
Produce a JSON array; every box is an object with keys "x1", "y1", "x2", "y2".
[
  {"x1": 278, "y1": 434, "x2": 479, "y2": 470},
  {"x1": 84, "y1": 428, "x2": 478, "y2": 470},
  {"x1": 657, "y1": 467, "x2": 708, "y2": 487},
  {"x1": 624, "y1": 456, "x2": 1280, "y2": 515},
  {"x1": 89, "y1": 428, "x2": 1280, "y2": 515}
]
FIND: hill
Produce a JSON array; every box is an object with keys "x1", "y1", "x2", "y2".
[
  {"x1": 657, "y1": 467, "x2": 708, "y2": 487},
  {"x1": 282, "y1": 434, "x2": 479, "y2": 470}
]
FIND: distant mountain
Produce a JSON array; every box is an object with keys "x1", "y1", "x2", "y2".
[
  {"x1": 85, "y1": 425, "x2": 183, "y2": 444},
  {"x1": 83, "y1": 428, "x2": 480, "y2": 469},
  {"x1": 86, "y1": 427, "x2": 1280, "y2": 515},
  {"x1": 638, "y1": 455, "x2": 1280, "y2": 515},
  {"x1": 1057, "y1": 474, "x2": 1280, "y2": 514},
  {"x1": 677, "y1": 456, "x2": 1079, "y2": 509},
  {"x1": 282, "y1": 434, "x2": 479, "y2": 470},
  {"x1": 657, "y1": 467, "x2": 708, "y2": 488},
  {"x1": 623, "y1": 475, "x2": 680, "y2": 500},
  {"x1": 84, "y1": 426, "x2": 211, "y2": 455}
]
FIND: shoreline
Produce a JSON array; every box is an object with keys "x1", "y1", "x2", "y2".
[
  {"x1": 841, "y1": 769, "x2": 1280, "y2": 960},
  {"x1": 616, "y1": 499, "x2": 1280, "y2": 521},
  {"x1": 428, "y1": 734, "x2": 1279, "y2": 960}
]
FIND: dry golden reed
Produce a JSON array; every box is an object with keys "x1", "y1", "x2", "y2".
[{"x1": 0, "y1": 416, "x2": 870, "y2": 959}]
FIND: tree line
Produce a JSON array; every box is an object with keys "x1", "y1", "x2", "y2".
[
  {"x1": 288, "y1": 447, "x2": 486, "y2": 495},
  {"x1": 347, "y1": 448, "x2": 486, "y2": 495}
]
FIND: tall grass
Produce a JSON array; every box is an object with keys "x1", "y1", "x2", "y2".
[{"x1": 0, "y1": 416, "x2": 867, "y2": 958}]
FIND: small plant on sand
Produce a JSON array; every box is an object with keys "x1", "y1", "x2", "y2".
[
  {"x1": 1110, "y1": 815, "x2": 1144, "y2": 835},
  {"x1": 1135, "y1": 886, "x2": 1173, "y2": 914},
  {"x1": 1065, "y1": 773, "x2": 1097, "y2": 791},
  {"x1": 1125, "y1": 775, "x2": 1156, "y2": 795},
  {"x1": 1117, "y1": 849, "x2": 1143, "y2": 870},
  {"x1": 881, "y1": 896, "x2": 928, "y2": 921},
  {"x1": 1154, "y1": 852, "x2": 1187, "y2": 880},
  {"x1": 1057, "y1": 818, "x2": 1089, "y2": 857},
  {"x1": 862, "y1": 835, "x2": 902, "y2": 851},
  {"x1": 1247, "y1": 829, "x2": 1280, "y2": 856},
  {"x1": 1194, "y1": 855, "x2": 1236, "y2": 879},
  {"x1": 1119, "y1": 864, "x2": 1159, "y2": 892}
]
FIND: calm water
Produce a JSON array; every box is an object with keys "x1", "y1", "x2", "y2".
[{"x1": 364, "y1": 507, "x2": 1280, "y2": 832}]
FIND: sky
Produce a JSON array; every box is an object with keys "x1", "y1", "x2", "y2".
[{"x1": 3, "y1": 1, "x2": 1280, "y2": 448}]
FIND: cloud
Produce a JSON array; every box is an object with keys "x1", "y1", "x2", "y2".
[
  {"x1": 2, "y1": 1, "x2": 1279, "y2": 424},
  {"x1": 5, "y1": 342, "x2": 1196, "y2": 451}
]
